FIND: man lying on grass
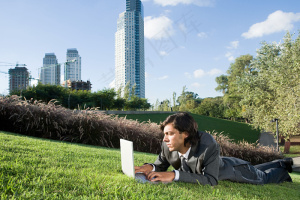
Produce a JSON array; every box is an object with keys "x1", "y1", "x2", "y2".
[{"x1": 135, "y1": 112, "x2": 295, "y2": 185}]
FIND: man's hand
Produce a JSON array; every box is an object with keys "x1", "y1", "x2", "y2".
[
  {"x1": 147, "y1": 171, "x2": 175, "y2": 183},
  {"x1": 134, "y1": 164, "x2": 153, "y2": 175}
]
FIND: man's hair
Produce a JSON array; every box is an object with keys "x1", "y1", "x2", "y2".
[{"x1": 160, "y1": 112, "x2": 200, "y2": 146}]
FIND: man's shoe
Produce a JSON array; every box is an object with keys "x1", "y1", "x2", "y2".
[{"x1": 283, "y1": 158, "x2": 293, "y2": 173}]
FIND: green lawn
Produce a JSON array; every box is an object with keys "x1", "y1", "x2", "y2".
[
  {"x1": 116, "y1": 113, "x2": 260, "y2": 143},
  {"x1": 280, "y1": 145, "x2": 300, "y2": 157},
  {"x1": 1, "y1": 131, "x2": 299, "y2": 200}
]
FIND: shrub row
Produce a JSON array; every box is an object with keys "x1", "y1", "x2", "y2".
[
  {"x1": 0, "y1": 96, "x2": 282, "y2": 164},
  {"x1": 0, "y1": 96, "x2": 163, "y2": 154},
  {"x1": 212, "y1": 132, "x2": 283, "y2": 165}
]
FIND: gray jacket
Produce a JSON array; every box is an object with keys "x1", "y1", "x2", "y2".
[{"x1": 153, "y1": 131, "x2": 261, "y2": 185}]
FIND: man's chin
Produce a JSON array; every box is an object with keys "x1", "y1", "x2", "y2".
[{"x1": 168, "y1": 147, "x2": 175, "y2": 152}]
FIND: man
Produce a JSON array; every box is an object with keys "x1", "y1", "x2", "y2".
[{"x1": 135, "y1": 112, "x2": 295, "y2": 185}]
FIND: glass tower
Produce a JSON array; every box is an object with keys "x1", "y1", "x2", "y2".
[
  {"x1": 40, "y1": 53, "x2": 60, "y2": 85},
  {"x1": 115, "y1": 0, "x2": 145, "y2": 98},
  {"x1": 65, "y1": 48, "x2": 81, "y2": 83}
]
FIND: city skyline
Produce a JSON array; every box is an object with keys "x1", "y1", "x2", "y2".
[{"x1": 1, "y1": 0, "x2": 300, "y2": 104}]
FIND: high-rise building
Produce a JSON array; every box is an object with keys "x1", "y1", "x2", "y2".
[
  {"x1": 40, "y1": 53, "x2": 60, "y2": 85},
  {"x1": 8, "y1": 67, "x2": 29, "y2": 94},
  {"x1": 65, "y1": 48, "x2": 81, "y2": 83},
  {"x1": 115, "y1": 0, "x2": 145, "y2": 98}
]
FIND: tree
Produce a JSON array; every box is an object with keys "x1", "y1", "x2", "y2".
[
  {"x1": 215, "y1": 75, "x2": 228, "y2": 95},
  {"x1": 92, "y1": 88, "x2": 116, "y2": 110},
  {"x1": 192, "y1": 97, "x2": 225, "y2": 118},
  {"x1": 176, "y1": 86, "x2": 187, "y2": 111},
  {"x1": 176, "y1": 86, "x2": 201, "y2": 111},
  {"x1": 114, "y1": 98, "x2": 126, "y2": 110},
  {"x1": 123, "y1": 81, "x2": 130, "y2": 101},
  {"x1": 172, "y1": 92, "x2": 177, "y2": 111},
  {"x1": 239, "y1": 32, "x2": 300, "y2": 142},
  {"x1": 215, "y1": 54, "x2": 254, "y2": 121}
]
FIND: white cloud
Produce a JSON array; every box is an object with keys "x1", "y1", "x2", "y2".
[
  {"x1": 159, "y1": 51, "x2": 169, "y2": 56},
  {"x1": 193, "y1": 68, "x2": 222, "y2": 78},
  {"x1": 225, "y1": 52, "x2": 235, "y2": 62},
  {"x1": 153, "y1": 0, "x2": 215, "y2": 7},
  {"x1": 191, "y1": 82, "x2": 205, "y2": 88},
  {"x1": 227, "y1": 41, "x2": 239, "y2": 49},
  {"x1": 242, "y1": 10, "x2": 300, "y2": 39},
  {"x1": 178, "y1": 23, "x2": 187, "y2": 33},
  {"x1": 158, "y1": 75, "x2": 169, "y2": 80},
  {"x1": 193, "y1": 69, "x2": 205, "y2": 78},
  {"x1": 207, "y1": 68, "x2": 222, "y2": 76},
  {"x1": 144, "y1": 15, "x2": 174, "y2": 40},
  {"x1": 197, "y1": 32, "x2": 207, "y2": 38}
]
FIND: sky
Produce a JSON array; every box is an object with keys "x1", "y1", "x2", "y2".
[{"x1": 1, "y1": 0, "x2": 300, "y2": 105}]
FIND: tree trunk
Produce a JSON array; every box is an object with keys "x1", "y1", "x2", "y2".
[{"x1": 284, "y1": 139, "x2": 291, "y2": 154}]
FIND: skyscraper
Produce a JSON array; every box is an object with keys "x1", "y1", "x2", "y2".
[
  {"x1": 8, "y1": 67, "x2": 29, "y2": 94},
  {"x1": 115, "y1": 0, "x2": 145, "y2": 98},
  {"x1": 40, "y1": 53, "x2": 60, "y2": 85},
  {"x1": 65, "y1": 48, "x2": 81, "y2": 83}
]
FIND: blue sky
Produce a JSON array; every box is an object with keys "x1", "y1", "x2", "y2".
[{"x1": 0, "y1": 0, "x2": 300, "y2": 104}]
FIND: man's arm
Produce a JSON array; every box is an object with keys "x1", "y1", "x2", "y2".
[{"x1": 135, "y1": 142, "x2": 171, "y2": 173}]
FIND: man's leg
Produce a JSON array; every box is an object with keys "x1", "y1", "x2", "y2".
[
  {"x1": 254, "y1": 159, "x2": 292, "y2": 184},
  {"x1": 261, "y1": 168, "x2": 292, "y2": 184},
  {"x1": 254, "y1": 158, "x2": 293, "y2": 172}
]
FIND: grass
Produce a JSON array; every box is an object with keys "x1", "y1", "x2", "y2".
[
  {"x1": 1, "y1": 131, "x2": 300, "y2": 200},
  {"x1": 280, "y1": 145, "x2": 300, "y2": 157},
  {"x1": 116, "y1": 113, "x2": 260, "y2": 143}
]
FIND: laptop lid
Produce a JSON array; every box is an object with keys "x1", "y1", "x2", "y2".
[{"x1": 120, "y1": 139, "x2": 135, "y2": 178}]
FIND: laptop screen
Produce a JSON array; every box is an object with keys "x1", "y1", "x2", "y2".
[{"x1": 120, "y1": 139, "x2": 135, "y2": 177}]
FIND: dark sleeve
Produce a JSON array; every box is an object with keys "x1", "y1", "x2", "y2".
[
  {"x1": 152, "y1": 143, "x2": 171, "y2": 172},
  {"x1": 178, "y1": 142, "x2": 220, "y2": 186}
]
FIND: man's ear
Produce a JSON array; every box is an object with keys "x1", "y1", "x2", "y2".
[{"x1": 182, "y1": 131, "x2": 189, "y2": 138}]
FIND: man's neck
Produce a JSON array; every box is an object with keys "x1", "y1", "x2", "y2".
[{"x1": 179, "y1": 143, "x2": 191, "y2": 154}]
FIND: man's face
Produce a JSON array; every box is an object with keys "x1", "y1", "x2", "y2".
[{"x1": 163, "y1": 123, "x2": 188, "y2": 153}]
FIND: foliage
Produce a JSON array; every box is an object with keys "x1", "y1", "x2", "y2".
[
  {"x1": 211, "y1": 131, "x2": 283, "y2": 165},
  {"x1": 11, "y1": 83, "x2": 151, "y2": 111},
  {"x1": 221, "y1": 55, "x2": 254, "y2": 121},
  {"x1": 215, "y1": 74, "x2": 228, "y2": 95},
  {"x1": 125, "y1": 96, "x2": 151, "y2": 111},
  {"x1": 238, "y1": 32, "x2": 300, "y2": 138},
  {"x1": 1, "y1": 131, "x2": 299, "y2": 200},
  {"x1": 191, "y1": 97, "x2": 225, "y2": 118},
  {"x1": 0, "y1": 95, "x2": 162, "y2": 154}
]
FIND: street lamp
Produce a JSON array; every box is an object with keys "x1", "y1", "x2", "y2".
[{"x1": 271, "y1": 118, "x2": 279, "y2": 152}]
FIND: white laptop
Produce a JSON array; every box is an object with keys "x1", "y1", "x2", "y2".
[{"x1": 120, "y1": 139, "x2": 155, "y2": 183}]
